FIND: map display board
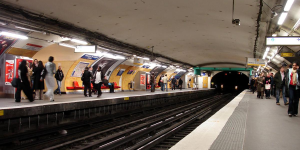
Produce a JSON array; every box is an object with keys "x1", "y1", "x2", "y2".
[{"x1": 71, "y1": 62, "x2": 90, "y2": 77}]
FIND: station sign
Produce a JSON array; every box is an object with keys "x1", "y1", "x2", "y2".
[
  {"x1": 266, "y1": 37, "x2": 300, "y2": 46},
  {"x1": 280, "y1": 53, "x2": 295, "y2": 57},
  {"x1": 247, "y1": 58, "x2": 265, "y2": 66},
  {"x1": 75, "y1": 45, "x2": 96, "y2": 53}
]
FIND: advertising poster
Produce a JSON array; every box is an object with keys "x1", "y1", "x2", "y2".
[
  {"x1": 71, "y1": 62, "x2": 90, "y2": 77},
  {"x1": 175, "y1": 71, "x2": 186, "y2": 79},
  {"x1": 117, "y1": 69, "x2": 125, "y2": 76},
  {"x1": 5, "y1": 60, "x2": 14, "y2": 85},
  {"x1": 92, "y1": 57, "x2": 118, "y2": 75},
  {"x1": 140, "y1": 74, "x2": 145, "y2": 85},
  {"x1": 0, "y1": 34, "x2": 18, "y2": 56}
]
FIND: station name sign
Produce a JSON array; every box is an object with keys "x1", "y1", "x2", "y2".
[
  {"x1": 75, "y1": 45, "x2": 96, "y2": 53},
  {"x1": 247, "y1": 58, "x2": 265, "y2": 66},
  {"x1": 266, "y1": 37, "x2": 300, "y2": 46}
]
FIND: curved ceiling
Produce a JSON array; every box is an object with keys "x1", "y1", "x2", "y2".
[{"x1": 3, "y1": 0, "x2": 261, "y2": 67}]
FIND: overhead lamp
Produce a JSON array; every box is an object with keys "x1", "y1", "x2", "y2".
[
  {"x1": 278, "y1": 12, "x2": 288, "y2": 25},
  {"x1": 71, "y1": 38, "x2": 88, "y2": 45},
  {"x1": 284, "y1": 0, "x2": 294, "y2": 11},
  {"x1": 143, "y1": 57, "x2": 150, "y2": 60},
  {"x1": 0, "y1": 31, "x2": 28, "y2": 39},
  {"x1": 133, "y1": 55, "x2": 136, "y2": 57},
  {"x1": 262, "y1": 47, "x2": 270, "y2": 59},
  {"x1": 0, "y1": 21, "x2": 6, "y2": 25},
  {"x1": 272, "y1": 34, "x2": 277, "y2": 37},
  {"x1": 15, "y1": 26, "x2": 43, "y2": 33},
  {"x1": 162, "y1": 65, "x2": 167, "y2": 68},
  {"x1": 58, "y1": 43, "x2": 76, "y2": 49}
]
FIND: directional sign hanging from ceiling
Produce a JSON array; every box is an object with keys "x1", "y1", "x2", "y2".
[{"x1": 266, "y1": 37, "x2": 300, "y2": 46}]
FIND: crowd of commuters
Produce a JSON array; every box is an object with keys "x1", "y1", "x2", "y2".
[
  {"x1": 250, "y1": 61, "x2": 300, "y2": 117},
  {"x1": 157, "y1": 74, "x2": 183, "y2": 92},
  {"x1": 15, "y1": 56, "x2": 64, "y2": 102}
]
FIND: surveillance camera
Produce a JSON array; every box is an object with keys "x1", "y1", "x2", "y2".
[
  {"x1": 232, "y1": 19, "x2": 240, "y2": 26},
  {"x1": 271, "y1": 12, "x2": 278, "y2": 19}
]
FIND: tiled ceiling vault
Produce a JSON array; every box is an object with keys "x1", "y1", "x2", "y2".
[{"x1": 3, "y1": 0, "x2": 263, "y2": 67}]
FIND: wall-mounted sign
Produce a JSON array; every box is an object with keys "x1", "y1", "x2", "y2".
[
  {"x1": 266, "y1": 37, "x2": 300, "y2": 46},
  {"x1": 247, "y1": 58, "x2": 265, "y2": 66},
  {"x1": 5, "y1": 60, "x2": 14, "y2": 85},
  {"x1": 133, "y1": 58, "x2": 143, "y2": 65},
  {"x1": 81, "y1": 54, "x2": 100, "y2": 60},
  {"x1": 75, "y1": 45, "x2": 96, "y2": 53},
  {"x1": 280, "y1": 53, "x2": 295, "y2": 57},
  {"x1": 22, "y1": 43, "x2": 43, "y2": 51}
]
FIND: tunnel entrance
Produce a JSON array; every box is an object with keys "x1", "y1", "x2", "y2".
[{"x1": 211, "y1": 71, "x2": 249, "y2": 93}]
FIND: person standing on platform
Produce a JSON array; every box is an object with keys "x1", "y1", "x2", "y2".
[
  {"x1": 54, "y1": 66, "x2": 64, "y2": 95},
  {"x1": 93, "y1": 66, "x2": 105, "y2": 98},
  {"x1": 270, "y1": 73, "x2": 275, "y2": 96},
  {"x1": 150, "y1": 72, "x2": 155, "y2": 92},
  {"x1": 33, "y1": 61, "x2": 45, "y2": 100},
  {"x1": 171, "y1": 77, "x2": 176, "y2": 90},
  {"x1": 274, "y1": 66, "x2": 288, "y2": 105},
  {"x1": 286, "y1": 62, "x2": 299, "y2": 117},
  {"x1": 257, "y1": 73, "x2": 264, "y2": 99},
  {"x1": 31, "y1": 59, "x2": 38, "y2": 92},
  {"x1": 250, "y1": 77, "x2": 256, "y2": 94},
  {"x1": 163, "y1": 74, "x2": 168, "y2": 92},
  {"x1": 15, "y1": 60, "x2": 34, "y2": 102},
  {"x1": 264, "y1": 73, "x2": 271, "y2": 99},
  {"x1": 44, "y1": 56, "x2": 56, "y2": 102},
  {"x1": 82, "y1": 67, "x2": 93, "y2": 97},
  {"x1": 179, "y1": 78, "x2": 183, "y2": 90}
]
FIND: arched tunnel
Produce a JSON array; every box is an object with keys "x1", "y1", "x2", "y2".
[{"x1": 211, "y1": 71, "x2": 249, "y2": 93}]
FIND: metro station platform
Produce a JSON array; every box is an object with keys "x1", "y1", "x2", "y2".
[
  {"x1": 0, "y1": 89, "x2": 213, "y2": 120},
  {"x1": 171, "y1": 90, "x2": 300, "y2": 150}
]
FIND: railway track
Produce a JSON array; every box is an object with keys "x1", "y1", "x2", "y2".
[{"x1": 42, "y1": 94, "x2": 232, "y2": 150}]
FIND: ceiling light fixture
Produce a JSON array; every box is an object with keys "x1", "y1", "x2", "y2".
[
  {"x1": 262, "y1": 47, "x2": 270, "y2": 59},
  {"x1": 58, "y1": 43, "x2": 76, "y2": 49},
  {"x1": 71, "y1": 39, "x2": 88, "y2": 45},
  {"x1": 272, "y1": 33, "x2": 277, "y2": 36},
  {"x1": 232, "y1": 0, "x2": 240, "y2": 26},
  {"x1": 278, "y1": 12, "x2": 288, "y2": 25},
  {"x1": 0, "y1": 31, "x2": 28, "y2": 39},
  {"x1": 284, "y1": 0, "x2": 294, "y2": 11},
  {"x1": 15, "y1": 26, "x2": 42, "y2": 33},
  {"x1": 143, "y1": 57, "x2": 150, "y2": 60}
]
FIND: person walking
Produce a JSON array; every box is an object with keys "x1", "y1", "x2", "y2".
[
  {"x1": 93, "y1": 66, "x2": 105, "y2": 97},
  {"x1": 179, "y1": 78, "x2": 183, "y2": 90},
  {"x1": 285, "y1": 62, "x2": 299, "y2": 117},
  {"x1": 274, "y1": 66, "x2": 288, "y2": 105},
  {"x1": 171, "y1": 77, "x2": 176, "y2": 90},
  {"x1": 270, "y1": 73, "x2": 275, "y2": 96},
  {"x1": 54, "y1": 66, "x2": 64, "y2": 95},
  {"x1": 250, "y1": 77, "x2": 256, "y2": 94},
  {"x1": 163, "y1": 74, "x2": 168, "y2": 92},
  {"x1": 33, "y1": 61, "x2": 45, "y2": 100},
  {"x1": 44, "y1": 56, "x2": 56, "y2": 102},
  {"x1": 15, "y1": 60, "x2": 34, "y2": 102},
  {"x1": 150, "y1": 72, "x2": 155, "y2": 92},
  {"x1": 257, "y1": 73, "x2": 264, "y2": 99},
  {"x1": 82, "y1": 67, "x2": 93, "y2": 97},
  {"x1": 31, "y1": 59, "x2": 38, "y2": 91}
]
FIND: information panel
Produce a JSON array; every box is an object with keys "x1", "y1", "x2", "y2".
[{"x1": 266, "y1": 37, "x2": 300, "y2": 46}]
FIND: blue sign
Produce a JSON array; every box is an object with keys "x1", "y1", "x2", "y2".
[{"x1": 81, "y1": 54, "x2": 100, "y2": 60}]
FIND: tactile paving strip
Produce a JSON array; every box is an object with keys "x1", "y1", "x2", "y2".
[{"x1": 209, "y1": 95, "x2": 249, "y2": 150}]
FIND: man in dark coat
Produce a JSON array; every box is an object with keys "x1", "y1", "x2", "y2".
[
  {"x1": 179, "y1": 78, "x2": 183, "y2": 90},
  {"x1": 150, "y1": 72, "x2": 155, "y2": 92},
  {"x1": 171, "y1": 77, "x2": 177, "y2": 90},
  {"x1": 81, "y1": 67, "x2": 93, "y2": 97},
  {"x1": 274, "y1": 66, "x2": 288, "y2": 105}
]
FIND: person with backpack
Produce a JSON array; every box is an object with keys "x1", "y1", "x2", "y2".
[
  {"x1": 54, "y1": 66, "x2": 64, "y2": 95},
  {"x1": 44, "y1": 56, "x2": 56, "y2": 102},
  {"x1": 82, "y1": 67, "x2": 93, "y2": 97},
  {"x1": 33, "y1": 61, "x2": 45, "y2": 100}
]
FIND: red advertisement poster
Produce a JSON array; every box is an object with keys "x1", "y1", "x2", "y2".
[
  {"x1": 5, "y1": 60, "x2": 14, "y2": 85},
  {"x1": 140, "y1": 74, "x2": 145, "y2": 85}
]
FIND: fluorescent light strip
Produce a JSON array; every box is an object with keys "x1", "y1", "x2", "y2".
[
  {"x1": 262, "y1": 47, "x2": 270, "y2": 59},
  {"x1": 0, "y1": 31, "x2": 28, "y2": 39},
  {"x1": 58, "y1": 43, "x2": 76, "y2": 49},
  {"x1": 71, "y1": 39, "x2": 88, "y2": 45},
  {"x1": 143, "y1": 57, "x2": 150, "y2": 60},
  {"x1": 278, "y1": 12, "x2": 288, "y2": 25},
  {"x1": 284, "y1": 0, "x2": 294, "y2": 11},
  {"x1": 15, "y1": 26, "x2": 42, "y2": 33}
]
